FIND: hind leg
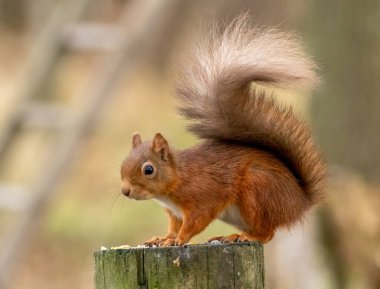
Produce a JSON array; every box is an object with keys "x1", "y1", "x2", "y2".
[
  {"x1": 237, "y1": 173, "x2": 278, "y2": 244},
  {"x1": 238, "y1": 197, "x2": 276, "y2": 244}
]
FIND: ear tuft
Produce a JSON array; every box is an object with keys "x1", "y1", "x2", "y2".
[
  {"x1": 151, "y1": 133, "x2": 169, "y2": 161},
  {"x1": 132, "y1": 133, "x2": 142, "y2": 148}
]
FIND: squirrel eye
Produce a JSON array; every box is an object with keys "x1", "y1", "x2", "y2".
[
  {"x1": 141, "y1": 162, "x2": 156, "y2": 178},
  {"x1": 144, "y1": 165, "x2": 154, "y2": 175}
]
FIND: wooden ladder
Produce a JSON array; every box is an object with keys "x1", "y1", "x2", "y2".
[{"x1": 0, "y1": 0, "x2": 175, "y2": 287}]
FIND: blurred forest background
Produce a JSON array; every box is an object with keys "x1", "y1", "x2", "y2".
[{"x1": 0, "y1": 0, "x2": 379, "y2": 289}]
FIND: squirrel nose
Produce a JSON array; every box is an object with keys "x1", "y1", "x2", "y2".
[{"x1": 122, "y1": 187, "x2": 130, "y2": 196}]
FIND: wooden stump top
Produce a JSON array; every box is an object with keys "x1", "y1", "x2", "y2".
[{"x1": 94, "y1": 242, "x2": 264, "y2": 289}]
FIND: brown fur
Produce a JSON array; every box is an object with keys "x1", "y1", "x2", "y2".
[{"x1": 120, "y1": 16, "x2": 326, "y2": 246}]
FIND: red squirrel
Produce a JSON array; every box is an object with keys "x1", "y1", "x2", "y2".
[{"x1": 120, "y1": 16, "x2": 326, "y2": 247}]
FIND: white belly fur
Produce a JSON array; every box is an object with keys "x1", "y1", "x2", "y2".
[
  {"x1": 155, "y1": 196, "x2": 182, "y2": 219},
  {"x1": 155, "y1": 198, "x2": 248, "y2": 231},
  {"x1": 218, "y1": 204, "x2": 248, "y2": 231}
]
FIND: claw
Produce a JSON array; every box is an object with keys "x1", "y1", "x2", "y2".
[
  {"x1": 208, "y1": 234, "x2": 240, "y2": 243},
  {"x1": 159, "y1": 238, "x2": 177, "y2": 247},
  {"x1": 144, "y1": 236, "x2": 166, "y2": 247}
]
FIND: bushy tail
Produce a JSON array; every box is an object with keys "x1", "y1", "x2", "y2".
[{"x1": 176, "y1": 16, "x2": 326, "y2": 204}]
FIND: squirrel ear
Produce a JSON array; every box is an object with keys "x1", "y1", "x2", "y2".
[
  {"x1": 132, "y1": 133, "x2": 142, "y2": 148},
  {"x1": 152, "y1": 133, "x2": 169, "y2": 161}
]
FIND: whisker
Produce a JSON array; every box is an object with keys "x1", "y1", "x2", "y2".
[{"x1": 109, "y1": 191, "x2": 123, "y2": 211}]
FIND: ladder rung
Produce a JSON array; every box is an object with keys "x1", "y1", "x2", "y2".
[
  {"x1": 62, "y1": 23, "x2": 123, "y2": 51},
  {"x1": 22, "y1": 102, "x2": 73, "y2": 130},
  {"x1": 0, "y1": 185, "x2": 30, "y2": 211}
]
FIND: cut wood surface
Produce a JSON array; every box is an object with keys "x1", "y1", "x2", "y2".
[{"x1": 94, "y1": 242, "x2": 264, "y2": 289}]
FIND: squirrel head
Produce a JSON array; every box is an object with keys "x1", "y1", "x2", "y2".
[{"x1": 120, "y1": 133, "x2": 178, "y2": 200}]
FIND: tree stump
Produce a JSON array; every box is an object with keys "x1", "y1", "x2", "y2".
[{"x1": 94, "y1": 242, "x2": 264, "y2": 289}]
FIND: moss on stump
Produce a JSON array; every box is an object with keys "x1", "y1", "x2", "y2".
[{"x1": 94, "y1": 242, "x2": 264, "y2": 289}]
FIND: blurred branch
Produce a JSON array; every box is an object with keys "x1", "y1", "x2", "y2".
[
  {"x1": 0, "y1": 0, "x2": 93, "y2": 162},
  {"x1": 62, "y1": 23, "x2": 123, "y2": 51},
  {"x1": 0, "y1": 0, "x2": 181, "y2": 287}
]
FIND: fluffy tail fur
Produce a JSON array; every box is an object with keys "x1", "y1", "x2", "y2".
[{"x1": 176, "y1": 16, "x2": 326, "y2": 204}]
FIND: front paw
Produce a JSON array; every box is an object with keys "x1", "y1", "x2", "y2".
[
  {"x1": 161, "y1": 238, "x2": 184, "y2": 247},
  {"x1": 144, "y1": 236, "x2": 166, "y2": 247}
]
